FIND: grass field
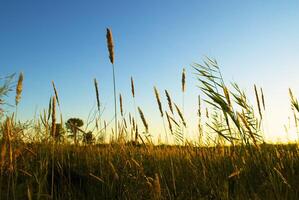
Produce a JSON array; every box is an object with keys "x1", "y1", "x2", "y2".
[
  {"x1": 1, "y1": 142, "x2": 299, "y2": 199},
  {"x1": 1, "y1": 29, "x2": 299, "y2": 199}
]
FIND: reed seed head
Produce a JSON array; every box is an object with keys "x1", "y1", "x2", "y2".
[
  {"x1": 165, "y1": 90, "x2": 174, "y2": 114},
  {"x1": 166, "y1": 111, "x2": 173, "y2": 133},
  {"x1": 119, "y1": 94, "x2": 123, "y2": 117},
  {"x1": 138, "y1": 107, "x2": 148, "y2": 133},
  {"x1": 52, "y1": 81, "x2": 60, "y2": 107},
  {"x1": 15, "y1": 72, "x2": 24, "y2": 106},
  {"x1": 106, "y1": 28, "x2": 114, "y2": 64},
  {"x1": 182, "y1": 68, "x2": 186, "y2": 93},
  {"x1": 94, "y1": 79, "x2": 100, "y2": 112},
  {"x1": 154, "y1": 87, "x2": 163, "y2": 117},
  {"x1": 131, "y1": 77, "x2": 135, "y2": 98}
]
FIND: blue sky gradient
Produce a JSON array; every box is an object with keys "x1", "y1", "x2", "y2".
[{"x1": 1, "y1": 0, "x2": 299, "y2": 142}]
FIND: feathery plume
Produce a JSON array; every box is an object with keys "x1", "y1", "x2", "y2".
[
  {"x1": 182, "y1": 68, "x2": 186, "y2": 93},
  {"x1": 119, "y1": 94, "x2": 123, "y2": 117},
  {"x1": 154, "y1": 87, "x2": 163, "y2": 117},
  {"x1": 166, "y1": 111, "x2": 173, "y2": 133},
  {"x1": 138, "y1": 107, "x2": 148, "y2": 133},
  {"x1": 51, "y1": 81, "x2": 60, "y2": 107},
  {"x1": 48, "y1": 96, "x2": 52, "y2": 121},
  {"x1": 135, "y1": 124, "x2": 139, "y2": 142},
  {"x1": 94, "y1": 78, "x2": 100, "y2": 112},
  {"x1": 15, "y1": 72, "x2": 23, "y2": 106},
  {"x1": 106, "y1": 27, "x2": 117, "y2": 136},
  {"x1": 165, "y1": 90, "x2": 174, "y2": 114},
  {"x1": 131, "y1": 77, "x2": 135, "y2": 98},
  {"x1": 106, "y1": 28, "x2": 114, "y2": 64}
]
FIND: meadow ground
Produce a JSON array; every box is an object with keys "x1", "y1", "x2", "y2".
[{"x1": 0, "y1": 142, "x2": 299, "y2": 199}]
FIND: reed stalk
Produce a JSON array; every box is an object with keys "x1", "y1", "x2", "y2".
[
  {"x1": 106, "y1": 28, "x2": 118, "y2": 140},
  {"x1": 15, "y1": 72, "x2": 23, "y2": 123}
]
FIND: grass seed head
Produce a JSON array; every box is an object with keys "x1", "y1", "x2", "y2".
[
  {"x1": 165, "y1": 90, "x2": 174, "y2": 114},
  {"x1": 15, "y1": 72, "x2": 24, "y2": 106},
  {"x1": 94, "y1": 79, "x2": 100, "y2": 112},
  {"x1": 52, "y1": 81, "x2": 60, "y2": 107},
  {"x1": 182, "y1": 68, "x2": 186, "y2": 93},
  {"x1": 154, "y1": 87, "x2": 163, "y2": 117},
  {"x1": 138, "y1": 107, "x2": 148, "y2": 133},
  {"x1": 106, "y1": 28, "x2": 114, "y2": 64},
  {"x1": 131, "y1": 77, "x2": 135, "y2": 98},
  {"x1": 119, "y1": 94, "x2": 123, "y2": 117}
]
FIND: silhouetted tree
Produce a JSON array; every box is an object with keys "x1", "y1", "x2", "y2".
[
  {"x1": 65, "y1": 118, "x2": 83, "y2": 144},
  {"x1": 83, "y1": 131, "x2": 95, "y2": 144}
]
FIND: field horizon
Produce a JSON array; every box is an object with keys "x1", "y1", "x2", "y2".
[{"x1": 1, "y1": 1, "x2": 299, "y2": 199}]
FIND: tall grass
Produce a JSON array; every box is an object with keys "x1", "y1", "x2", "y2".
[
  {"x1": 106, "y1": 28, "x2": 117, "y2": 140},
  {"x1": 2, "y1": 30, "x2": 299, "y2": 199}
]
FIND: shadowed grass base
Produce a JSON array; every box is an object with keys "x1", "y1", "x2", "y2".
[{"x1": 1, "y1": 143, "x2": 299, "y2": 199}]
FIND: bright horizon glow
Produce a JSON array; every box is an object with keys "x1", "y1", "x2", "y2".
[{"x1": 1, "y1": 1, "x2": 299, "y2": 143}]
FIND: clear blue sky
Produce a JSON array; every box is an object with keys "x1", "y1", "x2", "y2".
[{"x1": 1, "y1": 0, "x2": 299, "y2": 142}]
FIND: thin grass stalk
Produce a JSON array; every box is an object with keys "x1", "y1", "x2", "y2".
[
  {"x1": 198, "y1": 95, "x2": 203, "y2": 145},
  {"x1": 154, "y1": 85, "x2": 167, "y2": 143},
  {"x1": 119, "y1": 93, "x2": 124, "y2": 140},
  {"x1": 181, "y1": 68, "x2": 186, "y2": 142},
  {"x1": 50, "y1": 96, "x2": 56, "y2": 199},
  {"x1": 131, "y1": 77, "x2": 138, "y2": 142},
  {"x1": 106, "y1": 28, "x2": 118, "y2": 141},
  {"x1": 174, "y1": 103, "x2": 186, "y2": 127},
  {"x1": 51, "y1": 96, "x2": 56, "y2": 138},
  {"x1": 289, "y1": 88, "x2": 299, "y2": 132},
  {"x1": 0, "y1": 129, "x2": 7, "y2": 196},
  {"x1": 153, "y1": 173, "x2": 161, "y2": 200},
  {"x1": 181, "y1": 68, "x2": 186, "y2": 111}
]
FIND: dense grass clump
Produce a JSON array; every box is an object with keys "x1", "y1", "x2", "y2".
[{"x1": 1, "y1": 143, "x2": 299, "y2": 199}]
